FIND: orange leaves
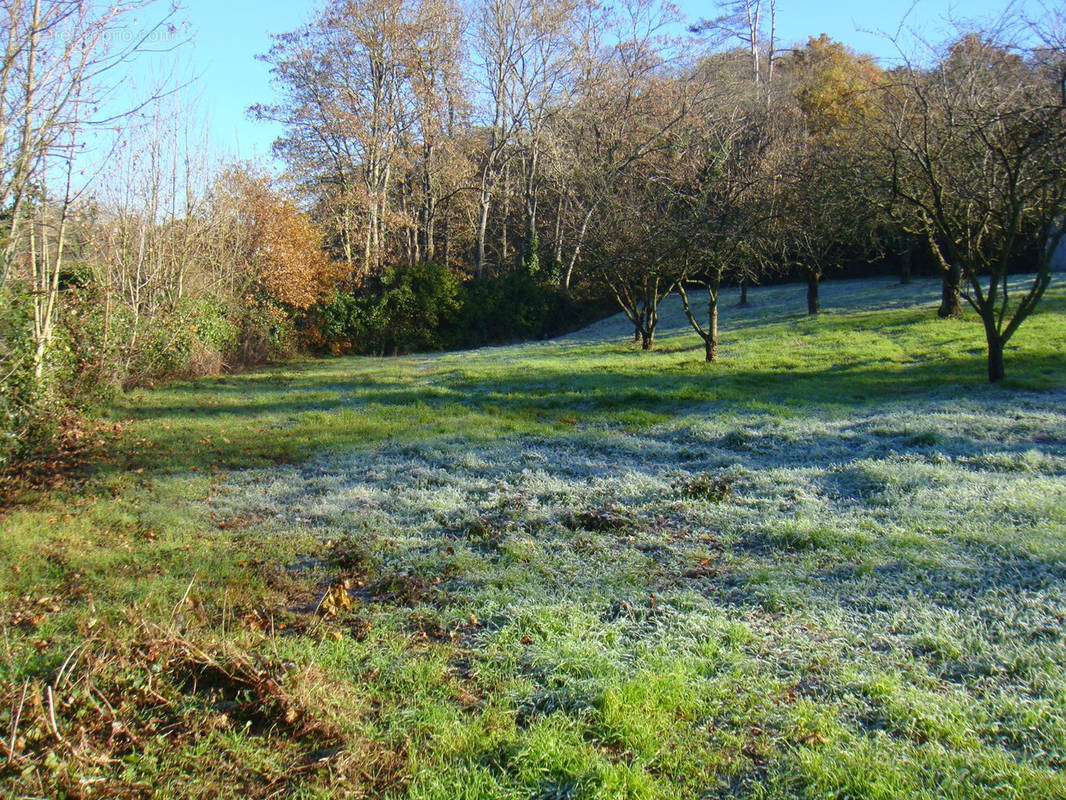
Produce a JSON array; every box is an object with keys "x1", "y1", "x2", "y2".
[
  {"x1": 257, "y1": 200, "x2": 339, "y2": 310},
  {"x1": 215, "y1": 166, "x2": 345, "y2": 312}
]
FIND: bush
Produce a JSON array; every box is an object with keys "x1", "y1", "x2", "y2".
[
  {"x1": 234, "y1": 301, "x2": 292, "y2": 367},
  {"x1": 312, "y1": 262, "x2": 462, "y2": 355},
  {"x1": 122, "y1": 295, "x2": 240, "y2": 385},
  {"x1": 63, "y1": 290, "x2": 243, "y2": 389},
  {"x1": 454, "y1": 270, "x2": 565, "y2": 346},
  {"x1": 0, "y1": 284, "x2": 74, "y2": 474},
  {"x1": 307, "y1": 263, "x2": 607, "y2": 355},
  {"x1": 377, "y1": 261, "x2": 463, "y2": 353}
]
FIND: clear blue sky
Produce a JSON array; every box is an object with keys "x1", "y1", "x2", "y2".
[{"x1": 162, "y1": 0, "x2": 1039, "y2": 169}]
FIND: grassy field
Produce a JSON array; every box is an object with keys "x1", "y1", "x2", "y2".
[{"x1": 2, "y1": 275, "x2": 1066, "y2": 799}]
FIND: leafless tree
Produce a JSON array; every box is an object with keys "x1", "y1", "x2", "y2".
[
  {"x1": 0, "y1": 0, "x2": 183, "y2": 381},
  {"x1": 877, "y1": 20, "x2": 1066, "y2": 381}
]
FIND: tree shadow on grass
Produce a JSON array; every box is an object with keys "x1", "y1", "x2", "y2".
[
  {"x1": 93, "y1": 280, "x2": 1066, "y2": 479},
  {"x1": 119, "y1": 346, "x2": 1066, "y2": 419}
]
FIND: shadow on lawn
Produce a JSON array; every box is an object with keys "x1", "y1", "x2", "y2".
[
  {"x1": 699, "y1": 546, "x2": 1066, "y2": 687},
  {"x1": 125, "y1": 347, "x2": 1066, "y2": 418},
  {"x1": 102, "y1": 343, "x2": 1066, "y2": 478}
]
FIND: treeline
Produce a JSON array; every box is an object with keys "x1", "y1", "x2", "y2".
[
  {"x1": 2, "y1": 0, "x2": 1065, "y2": 475},
  {"x1": 255, "y1": 0, "x2": 1065, "y2": 371}
]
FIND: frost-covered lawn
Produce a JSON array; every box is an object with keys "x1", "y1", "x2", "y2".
[{"x1": 3, "y1": 276, "x2": 1066, "y2": 799}]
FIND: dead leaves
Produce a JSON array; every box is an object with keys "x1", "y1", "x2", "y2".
[
  {"x1": 0, "y1": 623, "x2": 371, "y2": 798},
  {"x1": 683, "y1": 556, "x2": 720, "y2": 579},
  {"x1": 7, "y1": 594, "x2": 65, "y2": 632},
  {"x1": 567, "y1": 507, "x2": 637, "y2": 533},
  {"x1": 1, "y1": 417, "x2": 128, "y2": 507},
  {"x1": 674, "y1": 471, "x2": 739, "y2": 502},
  {"x1": 211, "y1": 512, "x2": 256, "y2": 531},
  {"x1": 316, "y1": 580, "x2": 354, "y2": 617}
]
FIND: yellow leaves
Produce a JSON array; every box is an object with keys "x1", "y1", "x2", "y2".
[
  {"x1": 317, "y1": 580, "x2": 354, "y2": 617},
  {"x1": 793, "y1": 34, "x2": 883, "y2": 139}
]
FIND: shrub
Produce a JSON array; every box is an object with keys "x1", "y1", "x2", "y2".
[
  {"x1": 377, "y1": 261, "x2": 463, "y2": 353},
  {"x1": 455, "y1": 270, "x2": 565, "y2": 346},
  {"x1": 0, "y1": 284, "x2": 76, "y2": 474},
  {"x1": 311, "y1": 262, "x2": 462, "y2": 355},
  {"x1": 287, "y1": 264, "x2": 609, "y2": 356},
  {"x1": 125, "y1": 295, "x2": 240, "y2": 383}
]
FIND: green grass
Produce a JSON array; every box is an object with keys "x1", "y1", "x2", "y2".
[{"x1": 2, "y1": 276, "x2": 1066, "y2": 799}]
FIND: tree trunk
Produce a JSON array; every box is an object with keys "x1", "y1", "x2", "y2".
[
  {"x1": 985, "y1": 324, "x2": 1005, "y2": 383},
  {"x1": 938, "y1": 263, "x2": 962, "y2": 318},
  {"x1": 900, "y1": 246, "x2": 912, "y2": 285},
  {"x1": 641, "y1": 329, "x2": 654, "y2": 350},
  {"x1": 739, "y1": 281, "x2": 748, "y2": 306},
  {"x1": 499, "y1": 166, "x2": 509, "y2": 268},
  {"x1": 563, "y1": 205, "x2": 595, "y2": 293},
  {"x1": 703, "y1": 292, "x2": 720, "y2": 364},
  {"x1": 806, "y1": 271, "x2": 820, "y2": 315},
  {"x1": 500, "y1": 216, "x2": 508, "y2": 268},
  {"x1": 553, "y1": 195, "x2": 564, "y2": 269},
  {"x1": 424, "y1": 197, "x2": 436, "y2": 263},
  {"x1": 475, "y1": 197, "x2": 490, "y2": 279},
  {"x1": 523, "y1": 149, "x2": 538, "y2": 269},
  {"x1": 704, "y1": 338, "x2": 717, "y2": 361},
  {"x1": 442, "y1": 199, "x2": 451, "y2": 269}
]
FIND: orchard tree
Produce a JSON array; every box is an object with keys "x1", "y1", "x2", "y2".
[
  {"x1": 774, "y1": 35, "x2": 884, "y2": 315},
  {"x1": 587, "y1": 165, "x2": 679, "y2": 351},
  {"x1": 670, "y1": 66, "x2": 775, "y2": 360},
  {"x1": 878, "y1": 23, "x2": 1066, "y2": 381}
]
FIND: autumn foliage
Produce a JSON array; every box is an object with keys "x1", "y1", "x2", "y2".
[{"x1": 216, "y1": 167, "x2": 344, "y2": 311}]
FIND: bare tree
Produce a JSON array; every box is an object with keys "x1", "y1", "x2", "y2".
[
  {"x1": 469, "y1": 0, "x2": 534, "y2": 278},
  {"x1": 257, "y1": 0, "x2": 413, "y2": 279},
  {"x1": 672, "y1": 99, "x2": 775, "y2": 359},
  {"x1": 878, "y1": 22, "x2": 1066, "y2": 381},
  {"x1": 690, "y1": 0, "x2": 777, "y2": 87},
  {"x1": 551, "y1": 0, "x2": 687, "y2": 293},
  {"x1": 403, "y1": 0, "x2": 467, "y2": 266},
  {"x1": 88, "y1": 96, "x2": 218, "y2": 381},
  {"x1": 0, "y1": 0, "x2": 182, "y2": 381}
]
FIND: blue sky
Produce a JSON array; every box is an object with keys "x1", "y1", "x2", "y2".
[{"x1": 157, "y1": 0, "x2": 1036, "y2": 168}]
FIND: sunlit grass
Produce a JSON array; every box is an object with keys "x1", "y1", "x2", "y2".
[{"x1": 2, "y1": 275, "x2": 1065, "y2": 798}]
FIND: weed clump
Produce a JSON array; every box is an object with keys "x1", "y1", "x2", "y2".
[
  {"x1": 457, "y1": 513, "x2": 508, "y2": 546},
  {"x1": 675, "y1": 471, "x2": 738, "y2": 502},
  {"x1": 323, "y1": 534, "x2": 380, "y2": 574},
  {"x1": 566, "y1": 506, "x2": 637, "y2": 532}
]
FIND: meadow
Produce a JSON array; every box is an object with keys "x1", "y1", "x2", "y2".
[{"x1": 2, "y1": 275, "x2": 1066, "y2": 799}]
